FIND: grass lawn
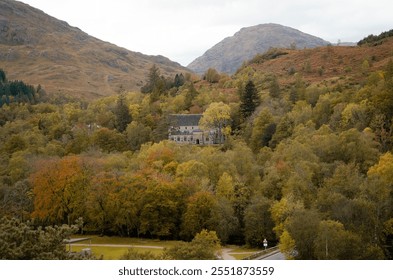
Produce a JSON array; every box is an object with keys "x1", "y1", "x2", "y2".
[
  {"x1": 229, "y1": 253, "x2": 254, "y2": 260},
  {"x1": 68, "y1": 235, "x2": 182, "y2": 260},
  {"x1": 229, "y1": 247, "x2": 261, "y2": 253},
  {"x1": 71, "y1": 245, "x2": 163, "y2": 260},
  {"x1": 225, "y1": 246, "x2": 262, "y2": 260},
  {"x1": 71, "y1": 235, "x2": 181, "y2": 247}
]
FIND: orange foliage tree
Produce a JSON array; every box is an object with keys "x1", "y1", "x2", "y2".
[{"x1": 30, "y1": 156, "x2": 91, "y2": 225}]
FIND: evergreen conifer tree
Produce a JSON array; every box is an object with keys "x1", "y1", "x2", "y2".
[
  {"x1": 240, "y1": 80, "x2": 259, "y2": 120},
  {"x1": 114, "y1": 93, "x2": 132, "y2": 133}
]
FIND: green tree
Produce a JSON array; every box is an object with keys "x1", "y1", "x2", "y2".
[
  {"x1": 120, "y1": 248, "x2": 159, "y2": 260},
  {"x1": 286, "y1": 208, "x2": 320, "y2": 259},
  {"x1": 249, "y1": 109, "x2": 275, "y2": 151},
  {"x1": 125, "y1": 121, "x2": 152, "y2": 151},
  {"x1": 174, "y1": 73, "x2": 185, "y2": 88},
  {"x1": 240, "y1": 80, "x2": 259, "y2": 120},
  {"x1": 181, "y1": 191, "x2": 219, "y2": 240},
  {"x1": 139, "y1": 177, "x2": 182, "y2": 239},
  {"x1": 244, "y1": 195, "x2": 275, "y2": 247},
  {"x1": 141, "y1": 64, "x2": 161, "y2": 93},
  {"x1": 269, "y1": 76, "x2": 280, "y2": 98},
  {"x1": 114, "y1": 93, "x2": 132, "y2": 132},
  {"x1": 163, "y1": 230, "x2": 221, "y2": 260},
  {"x1": 0, "y1": 217, "x2": 89, "y2": 260},
  {"x1": 0, "y1": 69, "x2": 6, "y2": 84},
  {"x1": 314, "y1": 220, "x2": 364, "y2": 259},
  {"x1": 0, "y1": 179, "x2": 33, "y2": 220}
]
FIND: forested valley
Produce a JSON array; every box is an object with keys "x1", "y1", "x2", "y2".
[{"x1": 1, "y1": 37, "x2": 393, "y2": 260}]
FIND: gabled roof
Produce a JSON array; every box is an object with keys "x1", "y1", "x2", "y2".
[{"x1": 169, "y1": 114, "x2": 202, "y2": 127}]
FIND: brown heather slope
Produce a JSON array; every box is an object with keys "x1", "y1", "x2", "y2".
[
  {"x1": 0, "y1": 0, "x2": 189, "y2": 100},
  {"x1": 241, "y1": 37, "x2": 393, "y2": 88}
]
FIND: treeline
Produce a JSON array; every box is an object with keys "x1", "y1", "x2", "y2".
[
  {"x1": 1, "y1": 58, "x2": 393, "y2": 259},
  {"x1": 0, "y1": 69, "x2": 39, "y2": 107},
  {"x1": 358, "y1": 29, "x2": 393, "y2": 46}
]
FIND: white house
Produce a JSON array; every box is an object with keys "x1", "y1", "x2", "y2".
[{"x1": 168, "y1": 114, "x2": 216, "y2": 145}]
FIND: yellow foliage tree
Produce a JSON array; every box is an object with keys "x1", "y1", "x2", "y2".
[
  {"x1": 199, "y1": 102, "x2": 231, "y2": 144},
  {"x1": 279, "y1": 230, "x2": 296, "y2": 260}
]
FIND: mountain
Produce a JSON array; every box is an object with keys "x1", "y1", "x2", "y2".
[
  {"x1": 0, "y1": 0, "x2": 189, "y2": 100},
  {"x1": 188, "y1": 23, "x2": 330, "y2": 74}
]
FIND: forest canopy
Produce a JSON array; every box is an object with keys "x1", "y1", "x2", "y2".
[{"x1": 1, "y1": 51, "x2": 393, "y2": 260}]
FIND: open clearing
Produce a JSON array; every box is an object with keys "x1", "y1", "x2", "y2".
[{"x1": 68, "y1": 235, "x2": 261, "y2": 260}]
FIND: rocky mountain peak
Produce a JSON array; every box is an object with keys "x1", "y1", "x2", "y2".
[{"x1": 188, "y1": 23, "x2": 330, "y2": 74}]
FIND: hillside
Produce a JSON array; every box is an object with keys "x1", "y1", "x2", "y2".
[
  {"x1": 239, "y1": 35, "x2": 393, "y2": 87},
  {"x1": 0, "y1": 0, "x2": 189, "y2": 100},
  {"x1": 188, "y1": 23, "x2": 330, "y2": 74}
]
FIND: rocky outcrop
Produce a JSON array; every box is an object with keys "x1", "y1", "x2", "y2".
[{"x1": 188, "y1": 23, "x2": 330, "y2": 74}]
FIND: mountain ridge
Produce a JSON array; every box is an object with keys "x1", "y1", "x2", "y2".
[
  {"x1": 188, "y1": 23, "x2": 330, "y2": 74},
  {"x1": 0, "y1": 0, "x2": 189, "y2": 100}
]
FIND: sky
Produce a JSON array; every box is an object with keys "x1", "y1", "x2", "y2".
[{"x1": 20, "y1": 0, "x2": 393, "y2": 66}]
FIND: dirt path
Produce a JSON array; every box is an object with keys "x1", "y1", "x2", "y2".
[{"x1": 221, "y1": 248, "x2": 236, "y2": 260}]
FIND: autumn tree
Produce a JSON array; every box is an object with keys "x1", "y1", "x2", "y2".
[
  {"x1": 86, "y1": 171, "x2": 123, "y2": 235},
  {"x1": 199, "y1": 102, "x2": 231, "y2": 144},
  {"x1": 204, "y1": 68, "x2": 220, "y2": 83},
  {"x1": 139, "y1": 175, "x2": 182, "y2": 239},
  {"x1": 31, "y1": 156, "x2": 91, "y2": 225},
  {"x1": 269, "y1": 76, "x2": 280, "y2": 98},
  {"x1": 181, "y1": 191, "x2": 219, "y2": 240},
  {"x1": 249, "y1": 109, "x2": 275, "y2": 151},
  {"x1": 92, "y1": 127, "x2": 127, "y2": 153},
  {"x1": 216, "y1": 172, "x2": 235, "y2": 201}
]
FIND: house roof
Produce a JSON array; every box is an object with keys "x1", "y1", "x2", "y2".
[{"x1": 169, "y1": 114, "x2": 202, "y2": 127}]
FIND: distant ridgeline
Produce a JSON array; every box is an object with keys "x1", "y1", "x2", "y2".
[
  {"x1": 358, "y1": 29, "x2": 393, "y2": 46},
  {"x1": 0, "y1": 69, "x2": 38, "y2": 107}
]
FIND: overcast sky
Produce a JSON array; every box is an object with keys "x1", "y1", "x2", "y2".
[{"x1": 20, "y1": 0, "x2": 393, "y2": 66}]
